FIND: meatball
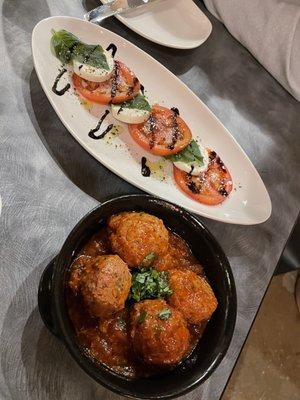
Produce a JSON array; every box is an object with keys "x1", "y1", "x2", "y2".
[
  {"x1": 168, "y1": 270, "x2": 217, "y2": 324},
  {"x1": 108, "y1": 212, "x2": 169, "y2": 268},
  {"x1": 130, "y1": 299, "x2": 190, "y2": 365},
  {"x1": 80, "y1": 255, "x2": 131, "y2": 318}
]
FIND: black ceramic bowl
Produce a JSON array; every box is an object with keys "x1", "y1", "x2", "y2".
[{"x1": 38, "y1": 194, "x2": 237, "y2": 399}]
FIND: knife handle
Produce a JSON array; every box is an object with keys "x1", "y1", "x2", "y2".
[
  {"x1": 84, "y1": 0, "x2": 161, "y2": 24},
  {"x1": 84, "y1": 0, "x2": 128, "y2": 24}
]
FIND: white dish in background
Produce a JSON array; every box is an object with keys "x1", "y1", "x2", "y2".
[
  {"x1": 100, "y1": 0, "x2": 212, "y2": 49},
  {"x1": 32, "y1": 16, "x2": 272, "y2": 225}
]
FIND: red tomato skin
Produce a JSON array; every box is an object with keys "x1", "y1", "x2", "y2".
[
  {"x1": 173, "y1": 153, "x2": 233, "y2": 206},
  {"x1": 72, "y1": 61, "x2": 140, "y2": 105},
  {"x1": 128, "y1": 105, "x2": 192, "y2": 156}
]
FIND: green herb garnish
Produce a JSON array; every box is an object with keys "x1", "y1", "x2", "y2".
[
  {"x1": 166, "y1": 139, "x2": 204, "y2": 166},
  {"x1": 158, "y1": 308, "x2": 172, "y2": 320},
  {"x1": 138, "y1": 310, "x2": 147, "y2": 324},
  {"x1": 73, "y1": 43, "x2": 109, "y2": 70},
  {"x1": 129, "y1": 268, "x2": 173, "y2": 303},
  {"x1": 50, "y1": 29, "x2": 109, "y2": 70},
  {"x1": 119, "y1": 94, "x2": 151, "y2": 112},
  {"x1": 141, "y1": 252, "x2": 157, "y2": 267},
  {"x1": 51, "y1": 29, "x2": 80, "y2": 64}
]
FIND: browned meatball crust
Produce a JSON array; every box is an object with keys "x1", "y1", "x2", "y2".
[
  {"x1": 130, "y1": 299, "x2": 190, "y2": 366},
  {"x1": 108, "y1": 212, "x2": 169, "y2": 268},
  {"x1": 168, "y1": 269, "x2": 217, "y2": 324},
  {"x1": 79, "y1": 255, "x2": 131, "y2": 318}
]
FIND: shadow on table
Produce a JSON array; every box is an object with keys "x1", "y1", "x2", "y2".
[{"x1": 0, "y1": 259, "x2": 118, "y2": 400}]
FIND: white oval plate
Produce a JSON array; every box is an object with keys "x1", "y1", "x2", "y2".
[
  {"x1": 100, "y1": 0, "x2": 212, "y2": 49},
  {"x1": 32, "y1": 16, "x2": 271, "y2": 225}
]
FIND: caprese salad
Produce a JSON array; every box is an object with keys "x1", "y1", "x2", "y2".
[{"x1": 50, "y1": 29, "x2": 233, "y2": 206}]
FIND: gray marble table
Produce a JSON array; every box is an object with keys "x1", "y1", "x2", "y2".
[{"x1": 1, "y1": 1, "x2": 299, "y2": 399}]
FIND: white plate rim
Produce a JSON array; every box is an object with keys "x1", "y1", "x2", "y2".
[{"x1": 100, "y1": 0, "x2": 212, "y2": 49}]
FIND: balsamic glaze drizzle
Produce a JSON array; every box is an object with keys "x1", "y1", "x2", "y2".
[
  {"x1": 88, "y1": 110, "x2": 114, "y2": 139},
  {"x1": 148, "y1": 115, "x2": 157, "y2": 149},
  {"x1": 127, "y1": 77, "x2": 139, "y2": 96},
  {"x1": 52, "y1": 68, "x2": 70, "y2": 96},
  {"x1": 117, "y1": 103, "x2": 124, "y2": 114},
  {"x1": 96, "y1": 124, "x2": 114, "y2": 139},
  {"x1": 206, "y1": 150, "x2": 229, "y2": 196},
  {"x1": 171, "y1": 107, "x2": 180, "y2": 116},
  {"x1": 168, "y1": 108, "x2": 180, "y2": 150},
  {"x1": 209, "y1": 151, "x2": 217, "y2": 161},
  {"x1": 187, "y1": 181, "x2": 199, "y2": 194},
  {"x1": 106, "y1": 43, "x2": 117, "y2": 58},
  {"x1": 140, "y1": 84, "x2": 145, "y2": 95},
  {"x1": 141, "y1": 157, "x2": 151, "y2": 177},
  {"x1": 218, "y1": 187, "x2": 229, "y2": 197},
  {"x1": 110, "y1": 61, "x2": 120, "y2": 101}
]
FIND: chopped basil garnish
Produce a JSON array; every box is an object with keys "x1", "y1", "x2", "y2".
[
  {"x1": 138, "y1": 310, "x2": 147, "y2": 324},
  {"x1": 119, "y1": 94, "x2": 151, "y2": 112},
  {"x1": 166, "y1": 139, "x2": 204, "y2": 166},
  {"x1": 129, "y1": 268, "x2": 173, "y2": 303},
  {"x1": 158, "y1": 308, "x2": 172, "y2": 320},
  {"x1": 50, "y1": 29, "x2": 109, "y2": 70},
  {"x1": 142, "y1": 252, "x2": 157, "y2": 267}
]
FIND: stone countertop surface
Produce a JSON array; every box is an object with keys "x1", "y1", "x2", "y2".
[{"x1": 0, "y1": 0, "x2": 299, "y2": 399}]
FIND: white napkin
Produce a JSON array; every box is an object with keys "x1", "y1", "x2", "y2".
[{"x1": 203, "y1": 0, "x2": 300, "y2": 101}]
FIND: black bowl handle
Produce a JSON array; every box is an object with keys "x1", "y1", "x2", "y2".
[{"x1": 38, "y1": 257, "x2": 60, "y2": 338}]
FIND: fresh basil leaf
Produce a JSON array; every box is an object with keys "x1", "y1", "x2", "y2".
[
  {"x1": 120, "y1": 95, "x2": 151, "y2": 112},
  {"x1": 73, "y1": 44, "x2": 109, "y2": 70},
  {"x1": 166, "y1": 139, "x2": 204, "y2": 166},
  {"x1": 51, "y1": 29, "x2": 81, "y2": 64},
  {"x1": 50, "y1": 30, "x2": 109, "y2": 70},
  {"x1": 87, "y1": 46, "x2": 109, "y2": 70},
  {"x1": 138, "y1": 310, "x2": 147, "y2": 324},
  {"x1": 158, "y1": 308, "x2": 172, "y2": 320}
]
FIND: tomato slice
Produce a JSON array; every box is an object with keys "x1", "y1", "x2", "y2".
[
  {"x1": 128, "y1": 105, "x2": 192, "y2": 156},
  {"x1": 72, "y1": 60, "x2": 140, "y2": 104},
  {"x1": 173, "y1": 150, "x2": 233, "y2": 205}
]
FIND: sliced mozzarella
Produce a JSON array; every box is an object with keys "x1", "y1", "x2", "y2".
[
  {"x1": 173, "y1": 145, "x2": 209, "y2": 176},
  {"x1": 111, "y1": 103, "x2": 151, "y2": 124},
  {"x1": 73, "y1": 50, "x2": 114, "y2": 83}
]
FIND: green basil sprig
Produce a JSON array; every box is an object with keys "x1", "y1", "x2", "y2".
[
  {"x1": 166, "y1": 139, "x2": 204, "y2": 166},
  {"x1": 51, "y1": 29, "x2": 109, "y2": 70},
  {"x1": 118, "y1": 94, "x2": 151, "y2": 112}
]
